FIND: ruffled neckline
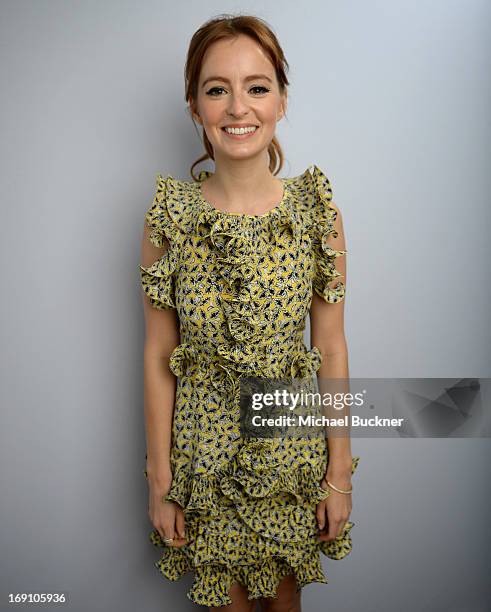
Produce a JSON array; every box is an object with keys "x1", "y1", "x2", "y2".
[
  {"x1": 142, "y1": 163, "x2": 347, "y2": 307},
  {"x1": 195, "y1": 170, "x2": 290, "y2": 220},
  {"x1": 152, "y1": 164, "x2": 343, "y2": 248}
]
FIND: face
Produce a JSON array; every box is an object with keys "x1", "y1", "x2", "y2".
[{"x1": 191, "y1": 34, "x2": 287, "y2": 163}]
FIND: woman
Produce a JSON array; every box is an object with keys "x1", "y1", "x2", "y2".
[{"x1": 140, "y1": 14, "x2": 360, "y2": 612}]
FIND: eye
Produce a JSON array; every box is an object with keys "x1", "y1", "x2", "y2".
[
  {"x1": 205, "y1": 85, "x2": 271, "y2": 97},
  {"x1": 250, "y1": 86, "x2": 270, "y2": 95},
  {"x1": 206, "y1": 86, "x2": 226, "y2": 97}
]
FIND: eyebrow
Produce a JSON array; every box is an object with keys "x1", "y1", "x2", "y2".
[{"x1": 201, "y1": 74, "x2": 273, "y2": 88}]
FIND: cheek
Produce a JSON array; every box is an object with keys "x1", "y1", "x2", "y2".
[
  {"x1": 201, "y1": 107, "x2": 222, "y2": 128},
  {"x1": 255, "y1": 100, "x2": 281, "y2": 126},
  {"x1": 196, "y1": 96, "x2": 222, "y2": 127}
]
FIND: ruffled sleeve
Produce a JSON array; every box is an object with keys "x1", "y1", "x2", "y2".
[
  {"x1": 308, "y1": 165, "x2": 347, "y2": 304},
  {"x1": 139, "y1": 174, "x2": 182, "y2": 310}
]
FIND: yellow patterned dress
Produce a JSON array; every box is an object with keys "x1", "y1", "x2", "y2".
[{"x1": 140, "y1": 164, "x2": 360, "y2": 607}]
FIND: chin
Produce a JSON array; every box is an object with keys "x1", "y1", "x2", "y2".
[{"x1": 221, "y1": 148, "x2": 267, "y2": 161}]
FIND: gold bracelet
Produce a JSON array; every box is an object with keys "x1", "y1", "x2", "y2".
[{"x1": 323, "y1": 478, "x2": 353, "y2": 495}]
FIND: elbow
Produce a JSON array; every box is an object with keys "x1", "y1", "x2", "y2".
[
  {"x1": 143, "y1": 339, "x2": 178, "y2": 363},
  {"x1": 314, "y1": 334, "x2": 348, "y2": 359}
]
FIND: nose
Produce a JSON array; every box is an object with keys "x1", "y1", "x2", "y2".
[{"x1": 226, "y1": 89, "x2": 250, "y2": 117}]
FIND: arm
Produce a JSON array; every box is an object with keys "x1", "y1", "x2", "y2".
[
  {"x1": 140, "y1": 221, "x2": 180, "y2": 493},
  {"x1": 310, "y1": 200, "x2": 353, "y2": 481}
]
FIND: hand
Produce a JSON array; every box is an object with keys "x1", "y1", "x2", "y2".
[
  {"x1": 148, "y1": 483, "x2": 188, "y2": 548},
  {"x1": 316, "y1": 475, "x2": 352, "y2": 542}
]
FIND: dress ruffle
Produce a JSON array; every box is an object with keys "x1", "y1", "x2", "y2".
[
  {"x1": 166, "y1": 340, "x2": 325, "y2": 390},
  {"x1": 190, "y1": 184, "x2": 303, "y2": 380},
  {"x1": 139, "y1": 174, "x2": 183, "y2": 310},
  {"x1": 307, "y1": 165, "x2": 347, "y2": 303},
  {"x1": 144, "y1": 174, "x2": 183, "y2": 247},
  {"x1": 147, "y1": 441, "x2": 360, "y2": 607},
  {"x1": 154, "y1": 545, "x2": 328, "y2": 607},
  {"x1": 206, "y1": 214, "x2": 267, "y2": 364},
  {"x1": 139, "y1": 243, "x2": 179, "y2": 310},
  {"x1": 140, "y1": 165, "x2": 357, "y2": 606},
  {"x1": 152, "y1": 537, "x2": 329, "y2": 607},
  {"x1": 290, "y1": 344, "x2": 323, "y2": 380},
  {"x1": 140, "y1": 165, "x2": 347, "y2": 312}
]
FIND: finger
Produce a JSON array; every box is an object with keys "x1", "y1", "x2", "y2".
[
  {"x1": 328, "y1": 520, "x2": 343, "y2": 541},
  {"x1": 338, "y1": 520, "x2": 349, "y2": 538},
  {"x1": 158, "y1": 528, "x2": 168, "y2": 543},
  {"x1": 319, "y1": 530, "x2": 335, "y2": 542},
  {"x1": 318, "y1": 532, "x2": 332, "y2": 542},
  {"x1": 316, "y1": 503, "x2": 328, "y2": 531},
  {"x1": 160, "y1": 530, "x2": 173, "y2": 545},
  {"x1": 162, "y1": 523, "x2": 176, "y2": 546},
  {"x1": 170, "y1": 536, "x2": 189, "y2": 548},
  {"x1": 175, "y1": 509, "x2": 186, "y2": 539}
]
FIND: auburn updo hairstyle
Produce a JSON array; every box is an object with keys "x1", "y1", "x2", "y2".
[{"x1": 184, "y1": 13, "x2": 290, "y2": 180}]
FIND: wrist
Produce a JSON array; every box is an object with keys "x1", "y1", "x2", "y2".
[
  {"x1": 146, "y1": 462, "x2": 172, "y2": 491},
  {"x1": 326, "y1": 453, "x2": 353, "y2": 472},
  {"x1": 325, "y1": 456, "x2": 353, "y2": 485},
  {"x1": 148, "y1": 474, "x2": 173, "y2": 496}
]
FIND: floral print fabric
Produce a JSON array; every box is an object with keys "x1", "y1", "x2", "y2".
[{"x1": 140, "y1": 164, "x2": 360, "y2": 607}]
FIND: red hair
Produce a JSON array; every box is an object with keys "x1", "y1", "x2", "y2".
[{"x1": 184, "y1": 13, "x2": 290, "y2": 180}]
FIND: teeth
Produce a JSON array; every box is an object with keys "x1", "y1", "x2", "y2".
[{"x1": 224, "y1": 126, "x2": 257, "y2": 135}]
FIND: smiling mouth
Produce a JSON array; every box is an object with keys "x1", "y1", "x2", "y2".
[{"x1": 221, "y1": 125, "x2": 259, "y2": 137}]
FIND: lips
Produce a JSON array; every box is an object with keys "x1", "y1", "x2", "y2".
[{"x1": 221, "y1": 126, "x2": 259, "y2": 130}]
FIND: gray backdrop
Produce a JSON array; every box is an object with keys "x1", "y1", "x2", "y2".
[{"x1": 1, "y1": 1, "x2": 490, "y2": 611}]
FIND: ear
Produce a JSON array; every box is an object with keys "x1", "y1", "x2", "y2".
[
  {"x1": 278, "y1": 93, "x2": 288, "y2": 120},
  {"x1": 189, "y1": 98, "x2": 202, "y2": 125}
]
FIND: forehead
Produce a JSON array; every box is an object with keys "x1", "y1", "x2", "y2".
[{"x1": 200, "y1": 35, "x2": 274, "y2": 82}]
